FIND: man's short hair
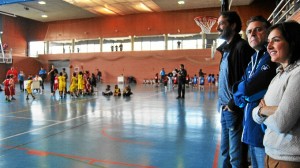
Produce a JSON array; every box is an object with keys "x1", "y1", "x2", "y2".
[
  {"x1": 246, "y1": 16, "x2": 271, "y2": 29},
  {"x1": 220, "y1": 11, "x2": 242, "y2": 33}
]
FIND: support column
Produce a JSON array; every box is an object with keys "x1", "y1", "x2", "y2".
[
  {"x1": 202, "y1": 32, "x2": 206, "y2": 49},
  {"x1": 164, "y1": 34, "x2": 168, "y2": 50},
  {"x1": 99, "y1": 38, "x2": 102, "y2": 52},
  {"x1": 131, "y1": 36, "x2": 134, "y2": 51}
]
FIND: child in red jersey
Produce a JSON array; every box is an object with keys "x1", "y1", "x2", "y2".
[
  {"x1": 53, "y1": 73, "x2": 59, "y2": 96},
  {"x1": 3, "y1": 75, "x2": 12, "y2": 101}
]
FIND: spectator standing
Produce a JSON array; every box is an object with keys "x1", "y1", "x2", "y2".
[
  {"x1": 176, "y1": 64, "x2": 187, "y2": 99},
  {"x1": 252, "y1": 21, "x2": 300, "y2": 168},
  {"x1": 111, "y1": 45, "x2": 114, "y2": 52},
  {"x1": 48, "y1": 65, "x2": 58, "y2": 95},
  {"x1": 198, "y1": 69, "x2": 205, "y2": 77},
  {"x1": 119, "y1": 43, "x2": 123, "y2": 51},
  {"x1": 216, "y1": 11, "x2": 255, "y2": 168},
  {"x1": 177, "y1": 41, "x2": 181, "y2": 49},
  {"x1": 233, "y1": 16, "x2": 277, "y2": 168}
]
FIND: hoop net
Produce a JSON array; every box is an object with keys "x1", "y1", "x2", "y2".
[{"x1": 194, "y1": 16, "x2": 217, "y2": 34}]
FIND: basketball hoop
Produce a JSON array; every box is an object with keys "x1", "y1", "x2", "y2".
[{"x1": 194, "y1": 16, "x2": 218, "y2": 34}]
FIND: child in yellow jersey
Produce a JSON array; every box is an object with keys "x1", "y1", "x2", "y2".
[
  {"x1": 26, "y1": 77, "x2": 35, "y2": 100},
  {"x1": 77, "y1": 71, "x2": 84, "y2": 96},
  {"x1": 58, "y1": 72, "x2": 66, "y2": 98},
  {"x1": 114, "y1": 84, "x2": 121, "y2": 96},
  {"x1": 69, "y1": 72, "x2": 78, "y2": 97}
]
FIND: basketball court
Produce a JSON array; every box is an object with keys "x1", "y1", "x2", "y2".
[{"x1": 0, "y1": 83, "x2": 221, "y2": 168}]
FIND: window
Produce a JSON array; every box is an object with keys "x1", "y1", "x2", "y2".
[
  {"x1": 75, "y1": 39, "x2": 100, "y2": 53},
  {"x1": 29, "y1": 41, "x2": 45, "y2": 57},
  {"x1": 167, "y1": 34, "x2": 203, "y2": 50},
  {"x1": 134, "y1": 35, "x2": 165, "y2": 51},
  {"x1": 103, "y1": 37, "x2": 131, "y2": 52},
  {"x1": 49, "y1": 40, "x2": 72, "y2": 54}
]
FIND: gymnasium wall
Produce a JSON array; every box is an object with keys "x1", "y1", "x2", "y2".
[
  {"x1": 0, "y1": 57, "x2": 42, "y2": 82},
  {"x1": 38, "y1": 49, "x2": 221, "y2": 84},
  {"x1": 0, "y1": 0, "x2": 277, "y2": 82}
]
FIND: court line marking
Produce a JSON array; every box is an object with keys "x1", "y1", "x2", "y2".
[
  {"x1": 2, "y1": 146, "x2": 156, "y2": 168},
  {"x1": 0, "y1": 92, "x2": 162, "y2": 141},
  {"x1": 0, "y1": 92, "x2": 164, "y2": 167},
  {"x1": 0, "y1": 114, "x2": 93, "y2": 141},
  {"x1": 0, "y1": 115, "x2": 62, "y2": 123},
  {"x1": 101, "y1": 126, "x2": 152, "y2": 146}
]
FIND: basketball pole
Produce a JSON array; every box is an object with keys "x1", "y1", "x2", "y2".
[
  {"x1": 221, "y1": 0, "x2": 229, "y2": 12},
  {"x1": 0, "y1": 32, "x2": 5, "y2": 63}
]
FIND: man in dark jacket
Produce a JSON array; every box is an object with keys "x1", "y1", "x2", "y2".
[
  {"x1": 48, "y1": 65, "x2": 58, "y2": 95},
  {"x1": 233, "y1": 16, "x2": 277, "y2": 168},
  {"x1": 216, "y1": 11, "x2": 255, "y2": 168},
  {"x1": 176, "y1": 64, "x2": 187, "y2": 99}
]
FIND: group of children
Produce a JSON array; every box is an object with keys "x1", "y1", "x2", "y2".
[
  {"x1": 2, "y1": 74, "x2": 36, "y2": 101},
  {"x1": 190, "y1": 74, "x2": 217, "y2": 89},
  {"x1": 143, "y1": 71, "x2": 218, "y2": 91},
  {"x1": 68, "y1": 71, "x2": 97, "y2": 98},
  {"x1": 102, "y1": 84, "x2": 132, "y2": 97}
]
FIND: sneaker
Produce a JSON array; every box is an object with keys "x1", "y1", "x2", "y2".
[
  {"x1": 26, "y1": 97, "x2": 29, "y2": 100},
  {"x1": 11, "y1": 97, "x2": 16, "y2": 100}
]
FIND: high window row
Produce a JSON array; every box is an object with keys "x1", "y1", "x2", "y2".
[{"x1": 29, "y1": 33, "x2": 224, "y2": 57}]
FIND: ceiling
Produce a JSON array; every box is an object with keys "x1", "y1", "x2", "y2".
[{"x1": 0, "y1": 0, "x2": 254, "y2": 22}]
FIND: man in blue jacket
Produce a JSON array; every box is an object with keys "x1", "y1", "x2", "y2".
[{"x1": 233, "y1": 16, "x2": 277, "y2": 168}]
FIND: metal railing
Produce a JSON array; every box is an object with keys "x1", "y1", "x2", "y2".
[{"x1": 268, "y1": 0, "x2": 300, "y2": 24}]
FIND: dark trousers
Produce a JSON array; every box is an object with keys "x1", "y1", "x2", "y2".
[
  {"x1": 40, "y1": 80, "x2": 44, "y2": 90},
  {"x1": 178, "y1": 82, "x2": 185, "y2": 98},
  {"x1": 19, "y1": 80, "x2": 24, "y2": 91},
  {"x1": 50, "y1": 80, "x2": 54, "y2": 93}
]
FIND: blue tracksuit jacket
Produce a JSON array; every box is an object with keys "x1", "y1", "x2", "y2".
[{"x1": 233, "y1": 48, "x2": 277, "y2": 147}]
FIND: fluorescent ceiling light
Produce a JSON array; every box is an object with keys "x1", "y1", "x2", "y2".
[
  {"x1": 134, "y1": 3, "x2": 152, "y2": 12},
  {"x1": 38, "y1": 1, "x2": 46, "y2": 5},
  {"x1": 93, "y1": 7, "x2": 116, "y2": 15},
  {"x1": 41, "y1": 14, "x2": 48, "y2": 18},
  {"x1": 178, "y1": 0, "x2": 185, "y2": 5}
]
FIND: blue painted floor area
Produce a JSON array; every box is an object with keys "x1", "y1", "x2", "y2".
[{"x1": 0, "y1": 83, "x2": 221, "y2": 168}]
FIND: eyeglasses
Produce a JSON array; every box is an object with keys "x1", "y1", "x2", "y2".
[{"x1": 246, "y1": 27, "x2": 265, "y2": 35}]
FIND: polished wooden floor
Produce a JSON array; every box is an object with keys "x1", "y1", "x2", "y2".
[{"x1": 0, "y1": 83, "x2": 221, "y2": 168}]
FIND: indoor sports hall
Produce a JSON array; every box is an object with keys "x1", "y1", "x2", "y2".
[{"x1": 0, "y1": 0, "x2": 299, "y2": 167}]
